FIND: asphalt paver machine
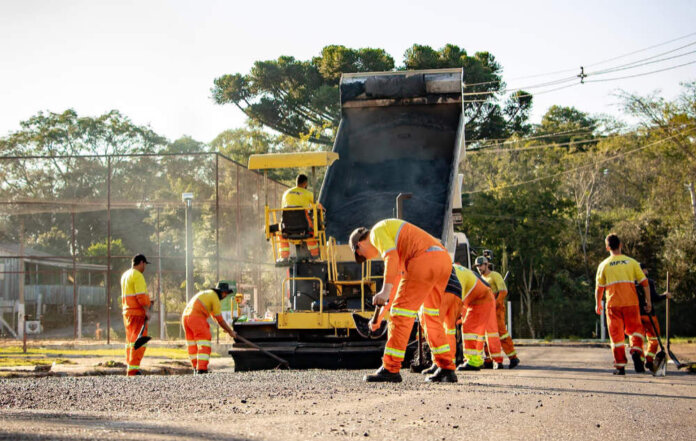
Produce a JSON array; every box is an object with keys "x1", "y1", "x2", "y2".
[{"x1": 229, "y1": 68, "x2": 466, "y2": 370}]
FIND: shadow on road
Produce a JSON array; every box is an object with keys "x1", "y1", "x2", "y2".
[{"x1": 0, "y1": 411, "x2": 252, "y2": 441}]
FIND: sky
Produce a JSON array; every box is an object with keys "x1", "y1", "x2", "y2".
[{"x1": 0, "y1": 0, "x2": 695, "y2": 144}]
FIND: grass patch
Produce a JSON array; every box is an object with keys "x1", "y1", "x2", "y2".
[
  {"x1": 0, "y1": 357, "x2": 74, "y2": 367},
  {"x1": 0, "y1": 346, "x2": 219, "y2": 360}
]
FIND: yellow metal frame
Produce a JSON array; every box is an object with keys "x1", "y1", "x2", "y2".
[
  {"x1": 266, "y1": 204, "x2": 327, "y2": 262},
  {"x1": 248, "y1": 152, "x2": 339, "y2": 170}
]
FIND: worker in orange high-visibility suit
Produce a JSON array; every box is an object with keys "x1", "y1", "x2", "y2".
[
  {"x1": 350, "y1": 219, "x2": 456, "y2": 383},
  {"x1": 476, "y1": 256, "x2": 520, "y2": 369},
  {"x1": 420, "y1": 264, "x2": 504, "y2": 374},
  {"x1": 277, "y1": 174, "x2": 324, "y2": 264},
  {"x1": 636, "y1": 263, "x2": 671, "y2": 371},
  {"x1": 595, "y1": 233, "x2": 651, "y2": 375},
  {"x1": 181, "y1": 281, "x2": 238, "y2": 374},
  {"x1": 120, "y1": 254, "x2": 152, "y2": 376}
]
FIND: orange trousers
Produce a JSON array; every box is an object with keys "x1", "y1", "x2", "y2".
[
  {"x1": 278, "y1": 211, "x2": 319, "y2": 258},
  {"x1": 422, "y1": 292, "x2": 461, "y2": 366},
  {"x1": 484, "y1": 301, "x2": 517, "y2": 362},
  {"x1": 640, "y1": 314, "x2": 661, "y2": 363},
  {"x1": 123, "y1": 315, "x2": 147, "y2": 376},
  {"x1": 607, "y1": 305, "x2": 644, "y2": 368},
  {"x1": 383, "y1": 250, "x2": 454, "y2": 373},
  {"x1": 463, "y1": 295, "x2": 504, "y2": 367},
  {"x1": 182, "y1": 315, "x2": 212, "y2": 371}
]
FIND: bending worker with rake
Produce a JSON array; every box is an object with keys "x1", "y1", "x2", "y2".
[{"x1": 182, "y1": 281, "x2": 238, "y2": 374}]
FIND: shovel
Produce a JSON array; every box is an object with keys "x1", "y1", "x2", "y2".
[
  {"x1": 133, "y1": 318, "x2": 151, "y2": 351},
  {"x1": 352, "y1": 306, "x2": 388, "y2": 339},
  {"x1": 646, "y1": 310, "x2": 666, "y2": 376}
]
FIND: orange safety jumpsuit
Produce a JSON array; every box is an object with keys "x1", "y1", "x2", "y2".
[
  {"x1": 482, "y1": 270, "x2": 517, "y2": 362},
  {"x1": 450, "y1": 265, "x2": 504, "y2": 367},
  {"x1": 596, "y1": 254, "x2": 649, "y2": 368},
  {"x1": 181, "y1": 289, "x2": 225, "y2": 372},
  {"x1": 641, "y1": 314, "x2": 661, "y2": 363},
  {"x1": 638, "y1": 278, "x2": 664, "y2": 364},
  {"x1": 120, "y1": 268, "x2": 151, "y2": 376},
  {"x1": 278, "y1": 186, "x2": 319, "y2": 259},
  {"x1": 369, "y1": 219, "x2": 454, "y2": 373}
]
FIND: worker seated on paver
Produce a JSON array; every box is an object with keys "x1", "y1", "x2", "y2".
[
  {"x1": 181, "y1": 281, "x2": 238, "y2": 374},
  {"x1": 277, "y1": 173, "x2": 323, "y2": 264},
  {"x1": 350, "y1": 219, "x2": 456, "y2": 383}
]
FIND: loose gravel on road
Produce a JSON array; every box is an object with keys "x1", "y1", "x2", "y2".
[{"x1": 1, "y1": 346, "x2": 694, "y2": 441}]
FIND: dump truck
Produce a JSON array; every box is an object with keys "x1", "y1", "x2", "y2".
[{"x1": 229, "y1": 68, "x2": 466, "y2": 371}]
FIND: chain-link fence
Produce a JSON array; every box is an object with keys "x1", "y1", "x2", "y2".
[{"x1": 0, "y1": 153, "x2": 287, "y2": 343}]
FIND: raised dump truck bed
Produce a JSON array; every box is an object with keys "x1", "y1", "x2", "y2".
[
  {"x1": 230, "y1": 69, "x2": 464, "y2": 370},
  {"x1": 321, "y1": 69, "x2": 464, "y2": 245}
]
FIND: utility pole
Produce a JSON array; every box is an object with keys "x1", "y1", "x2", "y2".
[
  {"x1": 182, "y1": 193, "x2": 194, "y2": 302},
  {"x1": 18, "y1": 218, "x2": 26, "y2": 353}
]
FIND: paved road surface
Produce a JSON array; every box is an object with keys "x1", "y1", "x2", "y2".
[{"x1": 1, "y1": 346, "x2": 694, "y2": 440}]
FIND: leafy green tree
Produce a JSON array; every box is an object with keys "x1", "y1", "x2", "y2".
[
  {"x1": 212, "y1": 46, "x2": 394, "y2": 146},
  {"x1": 533, "y1": 105, "x2": 598, "y2": 148},
  {"x1": 403, "y1": 44, "x2": 533, "y2": 140},
  {"x1": 212, "y1": 44, "x2": 532, "y2": 146}
]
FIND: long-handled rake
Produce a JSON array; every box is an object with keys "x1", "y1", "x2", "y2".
[{"x1": 665, "y1": 273, "x2": 688, "y2": 370}]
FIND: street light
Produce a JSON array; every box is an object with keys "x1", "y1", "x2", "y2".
[{"x1": 182, "y1": 193, "x2": 194, "y2": 302}]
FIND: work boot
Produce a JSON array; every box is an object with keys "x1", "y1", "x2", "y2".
[
  {"x1": 483, "y1": 360, "x2": 495, "y2": 369},
  {"x1": 632, "y1": 352, "x2": 645, "y2": 373},
  {"x1": 425, "y1": 368, "x2": 458, "y2": 383},
  {"x1": 196, "y1": 369, "x2": 209, "y2": 375},
  {"x1": 613, "y1": 367, "x2": 626, "y2": 375},
  {"x1": 508, "y1": 357, "x2": 520, "y2": 369},
  {"x1": 275, "y1": 258, "x2": 291, "y2": 267},
  {"x1": 363, "y1": 366, "x2": 402, "y2": 383},
  {"x1": 421, "y1": 364, "x2": 438, "y2": 375},
  {"x1": 456, "y1": 362, "x2": 480, "y2": 371},
  {"x1": 645, "y1": 361, "x2": 654, "y2": 372}
]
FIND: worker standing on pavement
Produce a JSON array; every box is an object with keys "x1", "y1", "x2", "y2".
[
  {"x1": 350, "y1": 219, "x2": 457, "y2": 383},
  {"x1": 120, "y1": 254, "x2": 152, "y2": 376},
  {"x1": 181, "y1": 281, "x2": 238, "y2": 374},
  {"x1": 637, "y1": 263, "x2": 671, "y2": 371},
  {"x1": 420, "y1": 263, "x2": 504, "y2": 374},
  {"x1": 475, "y1": 256, "x2": 520, "y2": 369},
  {"x1": 595, "y1": 233, "x2": 650, "y2": 375},
  {"x1": 277, "y1": 174, "x2": 323, "y2": 264}
]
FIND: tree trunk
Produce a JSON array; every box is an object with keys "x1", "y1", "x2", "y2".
[
  {"x1": 687, "y1": 182, "x2": 696, "y2": 229},
  {"x1": 521, "y1": 261, "x2": 536, "y2": 338}
]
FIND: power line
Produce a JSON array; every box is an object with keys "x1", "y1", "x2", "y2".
[
  {"x1": 589, "y1": 41, "x2": 696, "y2": 75},
  {"x1": 585, "y1": 31, "x2": 696, "y2": 68},
  {"x1": 468, "y1": 127, "x2": 595, "y2": 146},
  {"x1": 462, "y1": 127, "x2": 695, "y2": 195},
  {"x1": 462, "y1": 31, "x2": 696, "y2": 89},
  {"x1": 468, "y1": 136, "x2": 609, "y2": 155},
  {"x1": 585, "y1": 59, "x2": 696, "y2": 83},
  {"x1": 464, "y1": 82, "x2": 579, "y2": 103}
]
